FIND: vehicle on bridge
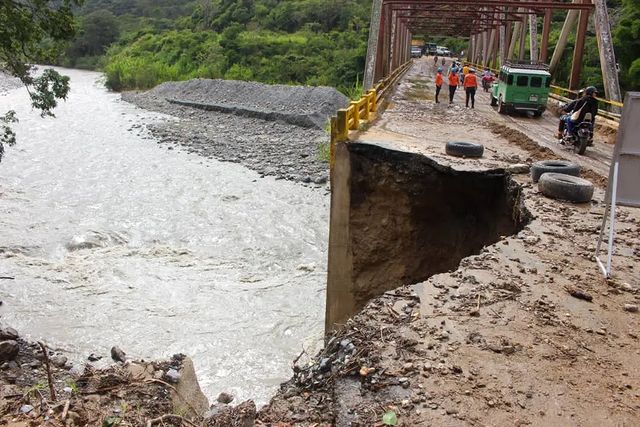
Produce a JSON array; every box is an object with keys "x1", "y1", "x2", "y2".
[
  {"x1": 411, "y1": 46, "x2": 422, "y2": 58},
  {"x1": 435, "y1": 46, "x2": 451, "y2": 56},
  {"x1": 490, "y1": 61, "x2": 551, "y2": 117},
  {"x1": 425, "y1": 43, "x2": 437, "y2": 55}
]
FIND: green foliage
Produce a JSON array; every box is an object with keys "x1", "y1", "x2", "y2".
[
  {"x1": 63, "y1": 0, "x2": 370, "y2": 95},
  {"x1": 614, "y1": 0, "x2": 640, "y2": 90},
  {"x1": 0, "y1": 0, "x2": 82, "y2": 161},
  {"x1": 0, "y1": 111, "x2": 19, "y2": 162},
  {"x1": 382, "y1": 410, "x2": 398, "y2": 426},
  {"x1": 316, "y1": 142, "x2": 330, "y2": 163}
]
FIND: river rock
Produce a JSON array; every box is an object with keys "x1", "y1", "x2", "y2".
[
  {"x1": 20, "y1": 404, "x2": 34, "y2": 414},
  {"x1": 0, "y1": 327, "x2": 18, "y2": 340},
  {"x1": 111, "y1": 346, "x2": 126, "y2": 363},
  {"x1": 624, "y1": 304, "x2": 639, "y2": 313},
  {"x1": 217, "y1": 392, "x2": 234, "y2": 404},
  {"x1": 88, "y1": 353, "x2": 102, "y2": 362},
  {"x1": 51, "y1": 355, "x2": 68, "y2": 368},
  {"x1": 164, "y1": 368, "x2": 181, "y2": 383},
  {"x1": 0, "y1": 340, "x2": 19, "y2": 362},
  {"x1": 171, "y1": 357, "x2": 209, "y2": 416}
]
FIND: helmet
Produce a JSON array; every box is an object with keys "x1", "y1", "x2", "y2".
[
  {"x1": 585, "y1": 86, "x2": 598, "y2": 96},
  {"x1": 437, "y1": 67, "x2": 443, "y2": 72},
  {"x1": 469, "y1": 68, "x2": 475, "y2": 73}
]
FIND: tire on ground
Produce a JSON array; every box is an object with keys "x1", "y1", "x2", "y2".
[
  {"x1": 445, "y1": 141, "x2": 484, "y2": 158},
  {"x1": 538, "y1": 173, "x2": 594, "y2": 203},
  {"x1": 530, "y1": 159, "x2": 580, "y2": 183}
]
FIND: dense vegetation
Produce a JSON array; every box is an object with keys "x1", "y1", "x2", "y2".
[
  {"x1": 59, "y1": 0, "x2": 639, "y2": 97},
  {"x1": 61, "y1": 0, "x2": 370, "y2": 94}
]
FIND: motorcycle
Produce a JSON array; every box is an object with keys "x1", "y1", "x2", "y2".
[
  {"x1": 561, "y1": 112, "x2": 594, "y2": 155},
  {"x1": 481, "y1": 76, "x2": 494, "y2": 92}
]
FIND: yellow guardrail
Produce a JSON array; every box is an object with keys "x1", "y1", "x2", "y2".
[
  {"x1": 462, "y1": 60, "x2": 622, "y2": 121},
  {"x1": 329, "y1": 61, "x2": 412, "y2": 168}
]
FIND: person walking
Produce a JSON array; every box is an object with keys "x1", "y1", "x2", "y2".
[
  {"x1": 464, "y1": 68, "x2": 478, "y2": 108},
  {"x1": 448, "y1": 69, "x2": 459, "y2": 104},
  {"x1": 435, "y1": 67, "x2": 444, "y2": 103}
]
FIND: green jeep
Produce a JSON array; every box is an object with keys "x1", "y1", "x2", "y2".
[{"x1": 491, "y1": 61, "x2": 551, "y2": 117}]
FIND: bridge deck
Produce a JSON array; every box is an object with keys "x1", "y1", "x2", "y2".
[{"x1": 357, "y1": 57, "x2": 613, "y2": 181}]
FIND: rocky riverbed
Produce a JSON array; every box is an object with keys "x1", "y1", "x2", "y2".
[{"x1": 122, "y1": 79, "x2": 349, "y2": 186}]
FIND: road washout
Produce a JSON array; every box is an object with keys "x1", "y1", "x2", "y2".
[{"x1": 255, "y1": 58, "x2": 640, "y2": 426}]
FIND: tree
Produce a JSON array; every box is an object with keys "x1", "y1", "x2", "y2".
[
  {"x1": 614, "y1": 0, "x2": 640, "y2": 90},
  {"x1": 0, "y1": 0, "x2": 82, "y2": 161}
]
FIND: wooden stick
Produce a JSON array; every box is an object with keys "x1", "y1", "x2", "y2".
[
  {"x1": 146, "y1": 414, "x2": 198, "y2": 427},
  {"x1": 61, "y1": 399, "x2": 70, "y2": 420},
  {"x1": 37, "y1": 341, "x2": 57, "y2": 401}
]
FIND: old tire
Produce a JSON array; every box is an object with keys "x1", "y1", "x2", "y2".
[
  {"x1": 538, "y1": 173, "x2": 594, "y2": 203},
  {"x1": 530, "y1": 159, "x2": 580, "y2": 183},
  {"x1": 445, "y1": 141, "x2": 484, "y2": 158}
]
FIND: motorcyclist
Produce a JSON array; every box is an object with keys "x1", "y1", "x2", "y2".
[
  {"x1": 556, "y1": 86, "x2": 599, "y2": 140},
  {"x1": 481, "y1": 69, "x2": 494, "y2": 92}
]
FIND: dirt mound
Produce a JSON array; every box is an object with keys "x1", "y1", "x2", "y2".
[{"x1": 140, "y1": 79, "x2": 348, "y2": 129}]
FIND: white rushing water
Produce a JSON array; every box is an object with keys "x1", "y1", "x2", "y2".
[{"x1": 0, "y1": 68, "x2": 328, "y2": 405}]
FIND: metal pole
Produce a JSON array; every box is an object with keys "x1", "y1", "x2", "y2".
[
  {"x1": 486, "y1": 29, "x2": 496, "y2": 67},
  {"x1": 363, "y1": 0, "x2": 384, "y2": 90},
  {"x1": 550, "y1": 9, "x2": 579, "y2": 74},
  {"x1": 569, "y1": 0, "x2": 590, "y2": 90},
  {"x1": 508, "y1": 18, "x2": 521, "y2": 60},
  {"x1": 499, "y1": 23, "x2": 506, "y2": 66},
  {"x1": 592, "y1": 0, "x2": 623, "y2": 112},
  {"x1": 529, "y1": 13, "x2": 538, "y2": 61},
  {"x1": 518, "y1": 14, "x2": 527, "y2": 60},
  {"x1": 540, "y1": 9, "x2": 552, "y2": 63}
]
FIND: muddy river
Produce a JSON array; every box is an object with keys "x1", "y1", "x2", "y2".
[{"x1": 0, "y1": 68, "x2": 328, "y2": 405}]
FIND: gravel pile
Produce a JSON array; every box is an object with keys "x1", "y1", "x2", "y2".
[
  {"x1": 122, "y1": 80, "x2": 334, "y2": 186},
  {"x1": 135, "y1": 79, "x2": 348, "y2": 129}
]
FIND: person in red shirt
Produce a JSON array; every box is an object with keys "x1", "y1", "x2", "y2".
[
  {"x1": 448, "y1": 70, "x2": 459, "y2": 104},
  {"x1": 435, "y1": 67, "x2": 444, "y2": 103},
  {"x1": 463, "y1": 68, "x2": 478, "y2": 108}
]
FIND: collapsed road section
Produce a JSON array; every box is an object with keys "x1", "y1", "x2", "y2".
[{"x1": 326, "y1": 141, "x2": 531, "y2": 329}]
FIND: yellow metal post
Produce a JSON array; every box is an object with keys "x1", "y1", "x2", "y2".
[
  {"x1": 337, "y1": 109, "x2": 349, "y2": 140},
  {"x1": 369, "y1": 89, "x2": 378, "y2": 113},
  {"x1": 349, "y1": 102, "x2": 359, "y2": 130},
  {"x1": 330, "y1": 116, "x2": 338, "y2": 173},
  {"x1": 363, "y1": 95, "x2": 371, "y2": 121}
]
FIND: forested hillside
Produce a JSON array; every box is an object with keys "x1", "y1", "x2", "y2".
[
  {"x1": 61, "y1": 0, "x2": 639, "y2": 96},
  {"x1": 62, "y1": 0, "x2": 370, "y2": 95}
]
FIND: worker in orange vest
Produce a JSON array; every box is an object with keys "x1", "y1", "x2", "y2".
[
  {"x1": 435, "y1": 67, "x2": 444, "y2": 103},
  {"x1": 448, "y1": 69, "x2": 459, "y2": 104},
  {"x1": 464, "y1": 68, "x2": 478, "y2": 108}
]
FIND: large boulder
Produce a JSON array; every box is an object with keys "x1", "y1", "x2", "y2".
[{"x1": 0, "y1": 340, "x2": 19, "y2": 362}]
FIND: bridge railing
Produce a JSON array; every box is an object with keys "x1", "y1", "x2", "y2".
[{"x1": 330, "y1": 61, "x2": 412, "y2": 168}]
